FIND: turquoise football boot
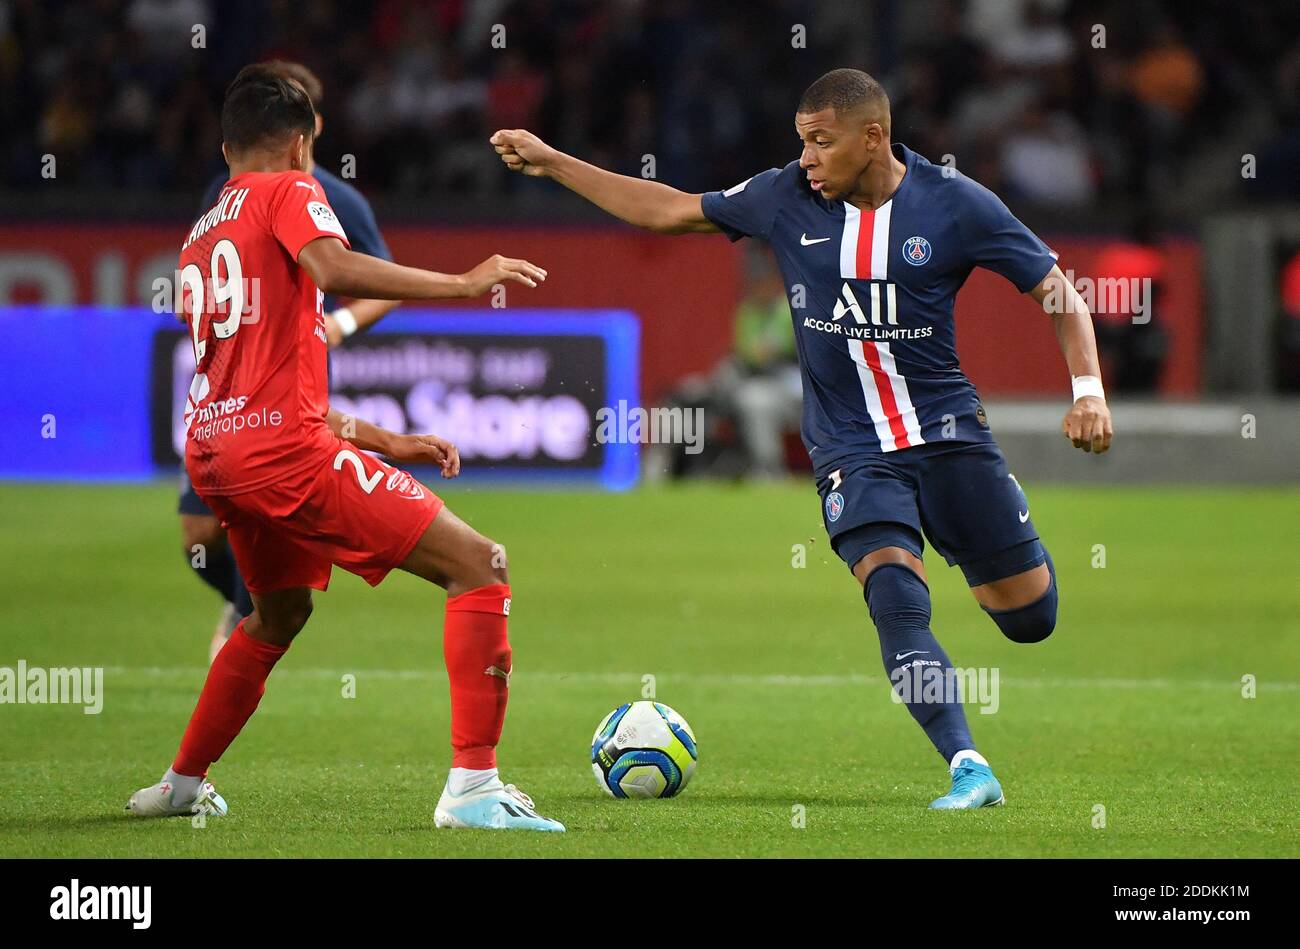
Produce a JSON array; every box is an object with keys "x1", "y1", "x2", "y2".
[
  {"x1": 435, "y1": 780, "x2": 565, "y2": 832},
  {"x1": 929, "y1": 755, "x2": 1005, "y2": 809}
]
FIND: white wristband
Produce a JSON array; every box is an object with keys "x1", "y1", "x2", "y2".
[
  {"x1": 331, "y1": 306, "x2": 358, "y2": 338},
  {"x1": 1071, "y1": 374, "x2": 1105, "y2": 403}
]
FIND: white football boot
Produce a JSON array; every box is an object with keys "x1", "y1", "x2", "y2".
[
  {"x1": 434, "y1": 778, "x2": 565, "y2": 832},
  {"x1": 126, "y1": 779, "x2": 228, "y2": 818},
  {"x1": 209, "y1": 602, "x2": 241, "y2": 664}
]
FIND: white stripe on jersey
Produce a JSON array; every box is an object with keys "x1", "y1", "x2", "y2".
[
  {"x1": 870, "y1": 201, "x2": 891, "y2": 280},
  {"x1": 847, "y1": 338, "x2": 900, "y2": 451},
  {"x1": 874, "y1": 342, "x2": 926, "y2": 447},
  {"x1": 836, "y1": 197, "x2": 925, "y2": 451},
  {"x1": 840, "y1": 204, "x2": 861, "y2": 278}
]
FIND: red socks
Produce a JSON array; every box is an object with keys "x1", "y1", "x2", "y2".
[
  {"x1": 170, "y1": 587, "x2": 511, "y2": 778},
  {"x1": 172, "y1": 622, "x2": 288, "y2": 777},
  {"x1": 443, "y1": 583, "x2": 512, "y2": 770}
]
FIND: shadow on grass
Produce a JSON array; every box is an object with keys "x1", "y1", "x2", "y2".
[
  {"x1": 0, "y1": 811, "x2": 189, "y2": 835},
  {"x1": 547, "y1": 789, "x2": 925, "y2": 808}
]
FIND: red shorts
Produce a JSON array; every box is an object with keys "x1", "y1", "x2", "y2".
[{"x1": 200, "y1": 438, "x2": 444, "y2": 594}]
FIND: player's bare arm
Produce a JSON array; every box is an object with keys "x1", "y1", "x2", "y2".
[
  {"x1": 325, "y1": 407, "x2": 460, "y2": 479},
  {"x1": 298, "y1": 235, "x2": 547, "y2": 300},
  {"x1": 323, "y1": 298, "x2": 400, "y2": 348},
  {"x1": 491, "y1": 129, "x2": 717, "y2": 235},
  {"x1": 1031, "y1": 264, "x2": 1114, "y2": 454}
]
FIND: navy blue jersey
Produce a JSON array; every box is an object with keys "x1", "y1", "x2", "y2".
[
  {"x1": 701, "y1": 143, "x2": 1056, "y2": 476},
  {"x1": 200, "y1": 166, "x2": 391, "y2": 311}
]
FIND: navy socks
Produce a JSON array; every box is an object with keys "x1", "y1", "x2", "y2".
[{"x1": 864, "y1": 563, "x2": 975, "y2": 763}]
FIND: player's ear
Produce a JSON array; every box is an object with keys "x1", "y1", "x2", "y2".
[
  {"x1": 220, "y1": 142, "x2": 230, "y2": 167},
  {"x1": 315, "y1": 114, "x2": 324, "y2": 138},
  {"x1": 290, "y1": 133, "x2": 305, "y2": 171},
  {"x1": 864, "y1": 121, "x2": 885, "y2": 153}
]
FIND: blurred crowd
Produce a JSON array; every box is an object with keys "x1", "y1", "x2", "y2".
[{"x1": 3, "y1": 0, "x2": 1300, "y2": 211}]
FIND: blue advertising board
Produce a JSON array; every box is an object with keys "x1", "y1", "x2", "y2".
[{"x1": 0, "y1": 307, "x2": 640, "y2": 489}]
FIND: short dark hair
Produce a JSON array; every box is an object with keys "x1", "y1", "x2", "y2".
[
  {"x1": 221, "y1": 63, "x2": 316, "y2": 154},
  {"x1": 797, "y1": 68, "x2": 890, "y2": 127},
  {"x1": 262, "y1": 59, "x2": 324, "y2": 111}
]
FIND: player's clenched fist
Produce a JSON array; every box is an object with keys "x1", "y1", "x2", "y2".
[
  {"x1": 387, "y1": 433, "x2": 461, "y2": 478},
  {"x1": 461, "y1": 254, "x2": 548, "y2": 295},
  {"x1": 1062, "y1": 396, "x2": 1113, "y2": 453},
  {"x1": 490, "y1": 129, "x2": 557, "y2": 176}
]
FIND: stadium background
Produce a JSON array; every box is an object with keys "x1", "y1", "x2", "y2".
[{"x1": 0, "y1": 0, "x2": 1296, "y2": 859}]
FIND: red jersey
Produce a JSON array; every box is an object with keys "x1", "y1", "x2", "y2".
[{"x1": 177, "y1": 170, "x2": 350, "y2": 495}]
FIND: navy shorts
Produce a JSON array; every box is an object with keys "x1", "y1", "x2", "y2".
[
  {"x1": 816, "y1": 441, "x2": 1045, "y2": 586},
  {"x1": 177, "y1": 466, "x2": 214, "y2": 517}
]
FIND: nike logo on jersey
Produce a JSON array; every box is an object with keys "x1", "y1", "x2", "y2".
[
  {"x1": 895, "y1": 650, "x2": 930, "y2": 660},
  {"x1": 801, "y1": 233, "x2": 831, "y2": 245},
  {"x1": 1019, "y1": 510, "x2": 1030, "y2": 523}
]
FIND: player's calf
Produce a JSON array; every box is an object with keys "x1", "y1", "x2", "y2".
[
  {"x1": 398, "y1": 510, "x2": 540, "y2": 824},
  {"x1": 843, "y1": 528, "x2": 980, "y2": 766}
]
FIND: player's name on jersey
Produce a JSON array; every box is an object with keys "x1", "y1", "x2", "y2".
[
  {"x1": 802, "y1": 315, "x2": 935, "y2": 340},
  {"x1": 181, "y1": 186, "x2": 251, "y2": 251}
]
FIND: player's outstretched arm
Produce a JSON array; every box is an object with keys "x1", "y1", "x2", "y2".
[
  {"x1": 491, "y1": 129, "x2": 718, "y2": 235},
  {"x1": 1030, "y1": 264, "x2": 1114, "y2": 454},
  {"x1": 326, "y1": 408, "x2": 461, "y2": 479},
  {"x1": 299, "y1": 237, "x2": 546, "y2": 301}
]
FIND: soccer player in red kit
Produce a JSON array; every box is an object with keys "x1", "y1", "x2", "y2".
[{"x1": 127, "y1": 64, "x2": 563, "y2": 831}]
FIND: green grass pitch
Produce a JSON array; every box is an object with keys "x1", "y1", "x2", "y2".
[{"x1": 0, "y1": 481, "x2": 1296, "y2": 858}]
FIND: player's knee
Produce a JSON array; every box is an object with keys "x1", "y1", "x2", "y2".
[
  {"x1": 180, "y1": 515, "x2": 225, "y2": 558},
  {"x1": 984, "y1": 556, "x2": 1057, "y2": 644},
  {"x1": 256, "y1": 598, "x2": 313, "y2": 642},
  {"x1": 470, "y1": 535, "x2": 508, "y2": 587},
  {"x1": 448, "y1": 535, "x2": 508, "y2": 597},
  {"x1": 290, "y1": 598, "x2": 314, "y2": 633},
  {"x1": 484, "y1": 538, "x2": 509, "y2": 585},
  {"x1": 863, "y1": 562, "x2": 932, "y2": 633}
]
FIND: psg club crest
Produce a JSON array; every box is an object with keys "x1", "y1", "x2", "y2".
[
  {"x1": 826, "y1": 491, "x2": 845, "y2": 523},
  {"x1": 903, "y1": 235, "x2": 931, "y2": 266}
]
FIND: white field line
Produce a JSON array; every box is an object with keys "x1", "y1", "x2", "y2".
[{"x1": 100, "y1": 667, "x2": 1300, "y2": 692}]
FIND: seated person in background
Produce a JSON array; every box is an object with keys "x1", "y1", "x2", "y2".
[
  {"x1": 646, "y1": 248, "x2": 802, "y2": 481},
  {"x1": 722, "y1": 247, "x2": 804, "y2": 479}
]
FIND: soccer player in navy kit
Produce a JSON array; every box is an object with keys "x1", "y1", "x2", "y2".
[
  {"x1": 492, "y1": 68, "x2": 1114, "y2": 808},
  {"x1": 180, "y1": 61, "x2": 401, "y2": 661}
]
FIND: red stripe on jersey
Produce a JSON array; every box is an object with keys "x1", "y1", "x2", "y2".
[
  {"x1": 855, "y1": 208, "x2": 875, "y2": 280},
  {"x1": 858, "y1": 340, "x2": 912, "y2": 449}
]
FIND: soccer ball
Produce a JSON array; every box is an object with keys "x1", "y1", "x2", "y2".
[{"x1": 590, "y1": 701, "x2": 698, "y2": 798}]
